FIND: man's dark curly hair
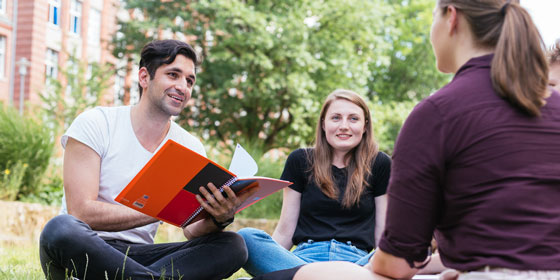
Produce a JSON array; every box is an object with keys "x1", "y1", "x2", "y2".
[
  {"x1": 549, "y1": 40, "x2": 560, "y2": 65},
  {"x1": 138, "y1": 40, "x2": 198, "y2": 97}
]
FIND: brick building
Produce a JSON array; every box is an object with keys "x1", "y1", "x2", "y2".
[{"x1": 0, "y1": 0, "x2": 120, "y2": 110}]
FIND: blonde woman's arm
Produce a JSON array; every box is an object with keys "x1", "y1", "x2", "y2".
[{"x1": 272, "y1": 187, "x2": 301, "y2": 250}]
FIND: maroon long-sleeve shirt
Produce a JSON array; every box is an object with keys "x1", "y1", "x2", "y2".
[{"x1": 379, "y1": 54, "x2": 560, "y2": 271}]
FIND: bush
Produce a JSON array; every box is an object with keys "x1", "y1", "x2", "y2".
[
  {"x1": 371, "y1": 99, "x2": 416, "y2": 155},
  {"x1": 0, "y1": 161, "x2": 28, "y2": 200},
  {"x1": 19, "y1": 163, "x2": 64, "y2": 205},
  {"x1": 0, "y1": 105, "x2": 54, "y2": 200}
]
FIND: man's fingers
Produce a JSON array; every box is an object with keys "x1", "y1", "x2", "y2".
[
  {"x1": 198, "y1": 186, "x2": 217, "y2": 205},
  {"x1": 195, "y1": 194, "x2": 216, "y2": 216},
  {"x1": 222, "y1": 185, "x2": 237, "y2": 200},
  {"x1": 207, "y1": 182, "x2": 229, "y2": 204}
]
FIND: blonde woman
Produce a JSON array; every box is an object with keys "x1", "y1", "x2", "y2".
[{"x1": 238, "y1": 89, "x2": 390, "y2": 277}]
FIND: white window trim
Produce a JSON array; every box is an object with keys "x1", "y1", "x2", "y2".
[
  {"x1": 69, "y1": 0, "x2": 83, "y2": 35},
  {"x1": 45, "y1": 48, "x2": 59, "y2": 80},
  {"x1": 0, "y1": 0, "x2": 7, "y2": 15},
  {"x1": 48, "y1": 0, "x2": 61, "y2": 27},
  {"x1": 0, "y1": 36, "x2": 6, "y2": 78}
]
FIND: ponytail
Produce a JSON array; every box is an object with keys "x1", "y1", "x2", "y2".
[
  {"x1": 439, "y1": 0, "x2": 549, "y2": 117},
  {"x1": 491, "y1": 2, "x2": 549, "y2": 117}
]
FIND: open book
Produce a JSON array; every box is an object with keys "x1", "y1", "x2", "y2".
[{"x1": 115, "y1": 140, "x2": 291, "y2": 228}]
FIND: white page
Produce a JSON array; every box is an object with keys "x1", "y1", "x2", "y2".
[
  {"x1": 412, "y1": 275, "x2": 439, "y2": 280},
  {"x1": 228, "y1": 143, "x2": 258, "y2": 178}
]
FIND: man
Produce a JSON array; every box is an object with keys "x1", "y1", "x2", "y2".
[
  {"x1": 39, "y1": 40, "x2": 258, "y2": 280},
  {"x1": 549, "y1": 40, "x2": 560, "y2": 92}
]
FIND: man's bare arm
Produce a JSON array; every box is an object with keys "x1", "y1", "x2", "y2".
[{"x1": 64, "y1": 137, "x2": 158, "y2": 231}]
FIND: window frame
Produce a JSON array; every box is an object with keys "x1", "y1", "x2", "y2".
[
  {"x1": 45, "y1": 48, "x2": 59, "y2": 81},
  {"x1": 69, "y1": 0, "x2": 83, "y2": 35},
  {"x1": 48, "y1": 0, "x2": 61, "y2": 26},
  {"x1": 0, "y1": 36, "x2": 6, "y2": 78}
]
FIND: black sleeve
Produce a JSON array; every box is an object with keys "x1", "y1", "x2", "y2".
[
  {"x1": 370, "y1": 151, "x2": 392, "y2": 197},
  {"x1": 280, "y1": 148, "x2": 310, "y2": 193}
]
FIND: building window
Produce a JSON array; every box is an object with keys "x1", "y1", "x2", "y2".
[
  {"x1": 87, "y1": 8, "x2": 101, "y2": 45},
  {"x1": 70, "y1": 0, "x2": 82, "y2": 35},
  {"x1": 45, "y1": 49, "x2": 59, "y2": 80},
  {"x1": 0, "y1": 0, "x2": 7, "y2": 15},
  {"x1": 48, "y1": 0, "x2": 61, "y2": 26},
  {"x1": 0, "y1": 36, "x2": 5, "y2": 78}
]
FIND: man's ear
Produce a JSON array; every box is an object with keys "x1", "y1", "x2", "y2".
[
  {"x1": 446, "y1": 5, "x2": 459, "y2": 36},
  {"x1": 138, "y1": 67, "x2": 150, "y2": 90}
]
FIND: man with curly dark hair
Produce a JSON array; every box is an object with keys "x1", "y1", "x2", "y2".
[{"x1": 549, "y1": 40, "x2": 560, "y2": 92}]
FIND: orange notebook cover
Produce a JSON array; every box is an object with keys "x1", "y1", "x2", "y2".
[{"x1": 115, "y1": 139, "x2": 291, "y2": 228}]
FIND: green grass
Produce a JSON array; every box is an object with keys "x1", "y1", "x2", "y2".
[
  {"x1": 0, "y1": 244, "x2": 44, "y2": 280},
  {"x1": 0, "y1": 243, "x2": 250, "y2": 280}
]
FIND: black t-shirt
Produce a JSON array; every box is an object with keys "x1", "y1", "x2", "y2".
[{"x1": 280, "y1": 148, "x2": 391, "y2": 252}]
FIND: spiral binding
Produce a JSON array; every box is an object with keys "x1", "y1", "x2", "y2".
[{"x1": 181, "y1": 176, "x2": 238, "y2": 228}]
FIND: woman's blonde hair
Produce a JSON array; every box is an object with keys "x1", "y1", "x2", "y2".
[
  {"x1": 438, "y1": 0, "x2": 549, "y2": 116},
  {"x1": 309, "y1": 89, "x2": 378, "y2": 208}
]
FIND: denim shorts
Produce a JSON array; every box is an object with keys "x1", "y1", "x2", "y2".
[{"x1": 292, "y1": 239, "x2": 370, "y2": 264}]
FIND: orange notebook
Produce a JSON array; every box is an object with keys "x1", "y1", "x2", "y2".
[{"x1": 115, "y1": 139, "x2": 291, "y2": 228}]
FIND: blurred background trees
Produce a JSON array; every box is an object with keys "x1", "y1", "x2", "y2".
[
  {"x1": 113, "y1": 0, "x2": 449, "y2": 154},
  {"x1": 1, "y1": 0, "x2": 450, "y2": 217}
]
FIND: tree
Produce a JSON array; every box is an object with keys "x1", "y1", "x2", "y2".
[
  {"x1": 369, "y1": 0, "x2": 451, "y2": 102},
  {"x1": 41, "y1": 53, "x2": 114, "y2": 135},
  {"x1": 114, "y1": 0, "x2": 395, "y2": 151}
]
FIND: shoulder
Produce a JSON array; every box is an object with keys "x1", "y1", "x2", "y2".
[
  {"x1": 286, "y1": 148, "x2": 313, "y2": 166},
  {"x1": 425, "y1": 63, "x2": 497, "y2": 118},
  {"x1": 283, "y1": 148, "x2": 312, "y2": 174},
  {"x1": 73, "y1": 106, "x2": 131, "y2": 127},
  {"x1": 288, "y1": 148, "x2": 310, "y2": 160},
  {"x1": 61, "y1": 106, "x2": 114, "y2": 146},
  {"x1": 371, "y1": 151, "x2": 391, "y2": 176},
  {"x1": 61, "y1": 106, "x2": 129, "y2": 154},
  {"x1": 374, "y1": 151, "x2": 391, "y2": 166}
]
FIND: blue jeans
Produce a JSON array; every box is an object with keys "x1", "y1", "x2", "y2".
[
  {"x1": 238, "y1": 227, "x2": 374, "y2": 276},
  {"x1": 39, "y1": 214, "x2": 247, "y2": 280}
]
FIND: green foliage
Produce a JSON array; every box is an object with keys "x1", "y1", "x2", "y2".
[
  {"x1": 19, "y1": 165, "x2": 64, "y2": 206},
  {"x1": 114, "y1": 0, "x2": 397, "y2": 151},
  {"x1": 371, "y1": 99, "x2": 416, "y2": 155},
  {"x1": 0, "y1": 161, "x2": 28, "y2": 200},
  {"x1": 0, "y1": 105, "x2": 54, "y2": 200},
  {"x1": 41, "y1": 53, "x2": 114, "y2": 135},
  {"x1": 370, "y1": 0, "x2": 451, "y2": 101},
  {"x1": 27, "y1": 54, "x2": 113, "y2": 205},
  {"x1": 113, "y1": 0, "x2": 452, "y2": 153}
]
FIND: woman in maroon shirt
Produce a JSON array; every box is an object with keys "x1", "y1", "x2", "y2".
[{"x1": 287, "y1": 0, "x2": 560, "y2": 279}]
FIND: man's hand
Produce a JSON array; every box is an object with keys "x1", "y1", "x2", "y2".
[{"x1": 196, "y1": 182, "x2": 260, "y2": 225}]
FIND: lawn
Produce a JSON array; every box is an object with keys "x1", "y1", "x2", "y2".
[{"x1": 0, "y1": 243, "x2": 250, "y2": 280}]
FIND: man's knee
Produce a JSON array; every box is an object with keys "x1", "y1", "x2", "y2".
[
  {"x1": 219, "y1": 231, "x2": 248, "y2": 264},
  {"x1": 40, "y1": 214, "x2": 89, "y2": 250}
]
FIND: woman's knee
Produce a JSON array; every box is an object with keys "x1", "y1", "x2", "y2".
[{"x1": 238, "y1": 227, "x2": 271, "y2": 245}]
